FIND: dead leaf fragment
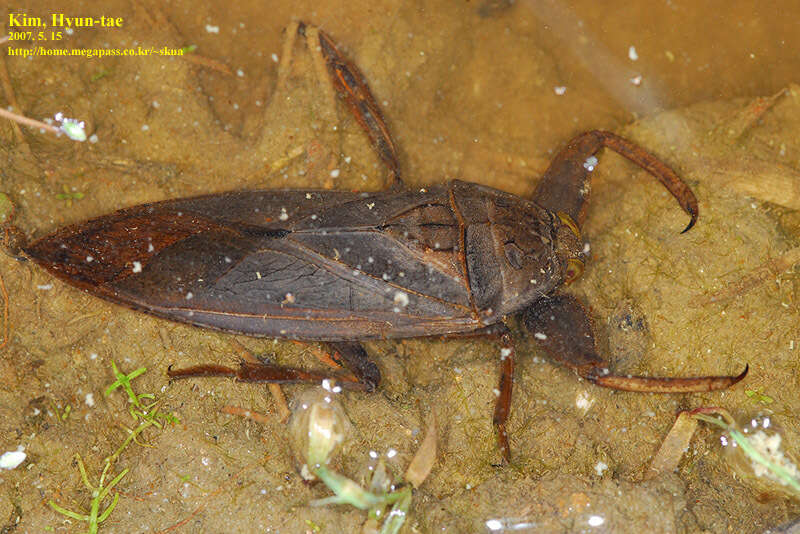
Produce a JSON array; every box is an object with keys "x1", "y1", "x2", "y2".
[
  {"x1": 405, "y1": 412, "x2": 437, "y2": 488},
  {"x1": 646, "y1": 411, "x2": 698, "y2": 479}
]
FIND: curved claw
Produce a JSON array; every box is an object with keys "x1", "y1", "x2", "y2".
[
  {"x1": 533, "y1": 130, "x2": 698, "y2": 233},
  {"x1": 590, "y1": 364, "x2": 749, "y2": 393}
]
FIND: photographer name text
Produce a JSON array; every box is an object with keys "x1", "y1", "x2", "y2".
[{"x1": 9, "y1": 13, "x2": 124, "y2": 29}]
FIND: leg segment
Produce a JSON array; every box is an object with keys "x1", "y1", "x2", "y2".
[
  {"x1": 522, "y1": 293, "x2": 747, "y2": 392},
  {"x1": 440, "y1": 323, "x2": 515, "y2": 463},
  {"x1": 168, "y1": 341, "x2": 381, "y2": 392},
  {"x1": 323, "y1": 341, "x2": 381, "y2": 392},
  {"x1": 494, "y1": 333, "x2": 515, "y2": 463},
  {"x1": 298, "y1": 22, "x2": 403, "y2": 188},
  {"x1": 533, "y1": 130, "x2": 698, "y2": 233}
]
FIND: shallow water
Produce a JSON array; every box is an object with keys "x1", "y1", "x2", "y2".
[{"x1": 1, "y1": 1, "x2": 799, "y2": 532}]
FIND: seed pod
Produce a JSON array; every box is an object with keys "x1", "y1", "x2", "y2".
[
  {"x1": 719, "y1": 414, "x2": 800, "y2": 497},
  {"x1": 288, "y1": 390, "x2": 351, "y2": 480}
]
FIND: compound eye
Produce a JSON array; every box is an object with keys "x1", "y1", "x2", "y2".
[
  {"x1": 564, "y1": 258, "x2": 584, "y2": 285},
  {"x1": 556, "y1": 212, "x2": 581, "y2": 240}
]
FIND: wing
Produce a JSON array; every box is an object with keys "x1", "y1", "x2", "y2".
[{"x1": 25, "y1": 187, "x2": 480, "y2": 340}]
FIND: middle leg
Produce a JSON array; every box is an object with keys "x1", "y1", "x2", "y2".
[
  {"x1": 439, "y1": 323, "x2": 516, "y2": 464},
  {"x1": 300, "y1": 22, "x2": 403, "y2": 189}
]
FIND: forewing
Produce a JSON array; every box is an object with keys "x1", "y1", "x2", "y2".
[{"x1": 25, "y1": 187, "x2": 476, "y2": 340}]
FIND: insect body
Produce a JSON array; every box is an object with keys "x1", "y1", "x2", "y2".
[
  {"x1": 19, "y1": 22, "x2": 746, "y2": 461},
  {"x1": 26, "y1": 182, "x2": 575, "y2": 340}
]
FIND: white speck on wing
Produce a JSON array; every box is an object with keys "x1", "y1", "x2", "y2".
[{"x1": 392, "y1": 291, "x2": 409, "y2": 313}]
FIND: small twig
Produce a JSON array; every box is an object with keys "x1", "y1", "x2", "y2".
[
  {"x1": 305, "y1": 26, "x2": 337, "y2": 118},
  {"x1": 267, "y1": 384, "x2": 290, "y2": 423},
  {"x1": 275, "y1": 21, "x2": 300, "y2": 90},
  {"x1": 154, "y1": 463, "x2": 257, "y2": 534},
  {"x1": 181, "y1": 53, "x2": 234, "y2": 76},
  {"x1": 714, "y1": 88, "x2": 788, "y2": 142},
  {"x1": 155, "y1": 503, "x2": 207, "y2": 533},
  {"x1": 129, "y1": 0, "x2": 232, "y2": 77},
  {"x1": 0, "y1": 271, "x2": 8, "y2": 350},
  {"x1": 0, "y1": 53, "x2": 28, "y2": 148},
  {"x1": 692, "y1": 246, "x2": 800, "y2": 306},
  {"x1": 0, "y1": 107, "x2": 61, "y2": 135},
  {"x1": 221, "y1": 404, "x2": 272, "y2": 424}
]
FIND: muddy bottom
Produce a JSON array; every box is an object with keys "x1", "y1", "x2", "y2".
[{"x1": 1, "y1": 1, "x2": 799, "y2": 533}]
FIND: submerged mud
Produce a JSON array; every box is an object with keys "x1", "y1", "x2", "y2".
[{"x1": 1, "y1": 1, "x2": 799, "y2": 532}]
